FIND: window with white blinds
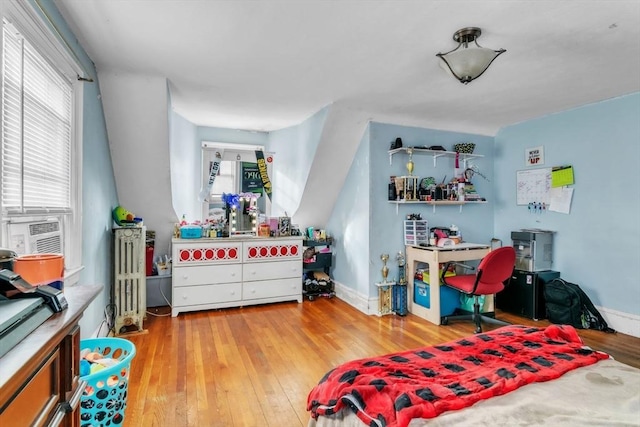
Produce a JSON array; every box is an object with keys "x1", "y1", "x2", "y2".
[
  {"x1": 2, "y1": 20, "x2": 73, "y2": 214},
  {"x1": 1, "y1": 1, "x2": 83, "y2": 280}
]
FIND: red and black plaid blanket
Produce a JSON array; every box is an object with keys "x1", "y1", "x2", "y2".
[{"x1": 307, "y1": 325, "x2": 609, "y2": 427}]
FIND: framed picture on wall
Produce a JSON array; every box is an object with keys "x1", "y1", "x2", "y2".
[{"x1": 525, "y1": 146, "x2": 544, "y2": 166}]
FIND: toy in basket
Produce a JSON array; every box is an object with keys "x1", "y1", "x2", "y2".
[{"x1": 79, "y1": 337, "x2": 136, "y2": 426}]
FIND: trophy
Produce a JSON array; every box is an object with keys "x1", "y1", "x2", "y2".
[
  {"x1": 380, "y1": 253, "x2": 390, "y2": 283},
  {"x1": 396, "y1": 251, "x2": 406, "y2": 285},
  {"x1": 394, "y1": 251, "x2": 408, "y2": 316},
  {"x1": 406, "y1": 147, "x2": 414, "y2": 176}
]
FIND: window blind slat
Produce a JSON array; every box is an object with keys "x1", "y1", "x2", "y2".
[{"x1": 2, "y1": 20, "x2": 73, "y2": 212}]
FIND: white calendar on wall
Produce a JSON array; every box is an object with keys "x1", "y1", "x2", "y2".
[{"x1": 516, "y1": 168, "x2": 551, "y2": 205}]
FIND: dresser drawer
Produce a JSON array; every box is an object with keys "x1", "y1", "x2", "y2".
[
  {"x1": 243, "y1": 239, "x2": 302, "y2": 263},
  {"x1": 173, "y1": 264, "x2": 242, "y2": 287},
  {"x1": 173, "y1": 283, "x2": 242, "y2": 308},
  {"x1": 242, "y1": 277, "x2": 301, "y2": 300},
  {"x1": 243, "y1": 260, "x2": 302, "y2": 282},
  {"x1": 173, "y1": 240, "x2": 242, "y2": 266},
  {"x1": 0, "y1": 349, "x2": 60, "y2": 427}
]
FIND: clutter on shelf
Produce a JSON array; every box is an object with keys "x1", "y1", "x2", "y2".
[
  {"x1": 302, "y1": 229, "x2": 335, "y2": 301},
  {"x1": 155, "y1": 254, "x2": 172, "y2": 276}
]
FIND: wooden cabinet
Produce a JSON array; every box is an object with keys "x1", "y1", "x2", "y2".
[
  {"x1": 0, "y1": 285, "x2": 100, "y2": 427},
  {"x1": 171, "y1": 237, "x2": 303, "y2": 317}
]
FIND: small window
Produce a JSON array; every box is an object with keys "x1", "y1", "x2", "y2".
[{"x1": 209, "y1": 159, "x2": 237, "y2": 197}]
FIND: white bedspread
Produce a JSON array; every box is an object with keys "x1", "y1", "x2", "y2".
[{"x1": 308, "y1": 358, "x2": 640, "y2": 427}]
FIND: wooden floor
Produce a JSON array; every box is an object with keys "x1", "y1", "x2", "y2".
[{"x1": 123, "y1": 298, "x2": 640, "y2": 426}]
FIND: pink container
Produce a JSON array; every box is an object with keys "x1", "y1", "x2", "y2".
[{"x1": 13, "y1": 253, "x2": 64, "y2": 290}]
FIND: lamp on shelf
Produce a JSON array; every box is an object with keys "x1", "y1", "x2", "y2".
[{"x1": 436, "y1": 27, "x2": 506, "y2": 84}]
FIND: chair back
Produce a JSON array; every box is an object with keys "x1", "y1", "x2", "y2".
[{"x1": 475, "y1": 246, "x2": 516, "y2": 290}]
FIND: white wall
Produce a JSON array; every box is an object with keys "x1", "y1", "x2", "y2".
[{"x1": 99, "y1": 72, "x2": 177, "y2": 257}]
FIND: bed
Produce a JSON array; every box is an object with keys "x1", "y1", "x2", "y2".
[{"x1": 307, "y1": 325, "x2": 640, "y2": 427}]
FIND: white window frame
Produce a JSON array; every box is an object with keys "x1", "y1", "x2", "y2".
[
  {"x1": 201, "y1": 142, "x2": 272, "y2": 220},
  {"x1": 1, "y1": 0, "x2": 83, "y2": 284},
  {"x1": 202, "y1": 141, "x2": 266, "y2": 199}
]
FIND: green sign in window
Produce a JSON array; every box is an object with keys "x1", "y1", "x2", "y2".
[{"x1": 242, "y1": 162, "x2": 262, "y2": 193}]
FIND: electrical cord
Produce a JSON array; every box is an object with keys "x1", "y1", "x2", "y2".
[
  {"x1": 145, "y1": 280, "x2": 172, "y2": 317},
  {"x1": 96, "y1": 319, "x2": 108, "y2": 337},
  {"x1": 104, "y1": 303, "x2": 117, "y2": 336}
]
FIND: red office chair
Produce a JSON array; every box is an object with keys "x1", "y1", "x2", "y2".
[{"x1": 440, "y1": 246, "x2": 516, "y2": 333}]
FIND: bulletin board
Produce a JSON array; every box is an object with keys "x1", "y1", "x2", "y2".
[{"x1": 516, "y1": 168, "x2": 551, "y2": 205}]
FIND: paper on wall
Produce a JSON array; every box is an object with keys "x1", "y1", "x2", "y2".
[{"x1": 549, "y1": 187, "x2": 574, "y2": 214}]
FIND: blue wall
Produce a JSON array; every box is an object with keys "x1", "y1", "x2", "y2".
[
  {"x1": 78, "y1": 76, "x2": 119, "y2": 336},
  {"x1": 494, "y1": 93, "x2": 640, "y2": 315},
  {"x1": 327, "y1": 121, "x2": 495, "y2": 305},
  {"x1": 168, "y1": 107, "x2": 328, "y2": 223},
  {"x1": 267, "y1": 107, "x2": 329, "y2": 217},
  {"x1": 368, "y1": 123, "x2": 495, "y2": 295},
  {"x1": 326, "y1": 127, "x2": 372, "y2": 303},
  {"x1": 168, "y1": 118, "x2": 269, "y2": 221}
]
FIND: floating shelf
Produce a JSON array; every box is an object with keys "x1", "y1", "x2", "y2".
[
  {"x1": 388, "y1": 200, "x2": 488, "y2": 213},
  {"x1": 388, "y1": 147, "x2": 483, "y2": 167}
]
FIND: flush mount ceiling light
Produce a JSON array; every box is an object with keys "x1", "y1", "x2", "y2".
[{"x1": 436, "y1": 27, "x2": 506, "y2": 84}]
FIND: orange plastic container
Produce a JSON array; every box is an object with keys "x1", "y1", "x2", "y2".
[{"x1": 13, "y1": 253, "x2": 64, "y2": 290}]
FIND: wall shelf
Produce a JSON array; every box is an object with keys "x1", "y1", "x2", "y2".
[
  {"x1": 388, "y1": 200, "x2": 488, "y2": 214},
  {"x1": 388, "y1": 147, "x2": 483, "y2": 168}
]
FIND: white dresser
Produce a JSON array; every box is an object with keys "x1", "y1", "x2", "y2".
[{"x1": 171, "y1": 236, "x2": 303, "y2": 317}]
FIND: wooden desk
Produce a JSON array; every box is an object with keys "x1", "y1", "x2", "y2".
[
  {"x1": 406, "y1": 244, "x2": 491, "y2": 325},
  {"x1": 0, "y1": 284, "x2": 101, "y2": 427}
]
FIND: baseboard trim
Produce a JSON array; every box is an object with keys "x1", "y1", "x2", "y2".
[
  {"x1": 332, "y1": 280, "x2": 377, "y2": 315},
  {"x1": 333, "y1": 282, "x2": 639, "y2": 338},
  {"x1": 332, "y1": 281, "x2": 391, "y2": 317},
  {"x1": 598, "y1": 306, "x2": 640, "y2": 338}
]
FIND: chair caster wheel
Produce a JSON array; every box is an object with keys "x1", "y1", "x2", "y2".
[
  {"x1": 308, "y1": 295, "x2": 315, "y2": 301},
  {"x1": 441, "y1": 318, "x2": 449, "y2": 325}
]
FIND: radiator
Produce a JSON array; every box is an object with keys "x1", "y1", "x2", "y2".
[{"x1": 113, "y1": 227, "x2": 147, "y2": 335}]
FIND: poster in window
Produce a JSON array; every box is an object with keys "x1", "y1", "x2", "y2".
[{"x1": 241, "y1": 162, "x2": 262, "y2": 193}]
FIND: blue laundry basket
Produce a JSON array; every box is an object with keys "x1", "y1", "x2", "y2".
[{"x1": 79, "y1": 337, "x2": 136, "y2": 426}]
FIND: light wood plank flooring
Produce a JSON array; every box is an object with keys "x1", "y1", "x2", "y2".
[{"x1": 123, "y1": 298, "x2": 640, "y2": 426}]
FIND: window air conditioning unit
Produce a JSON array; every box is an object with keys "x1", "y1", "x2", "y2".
[{"x1": 8, "y1": 219, "x2": 63, "y2": 255}]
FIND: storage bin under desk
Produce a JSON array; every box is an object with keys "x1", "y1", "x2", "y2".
[{"x1": 414, "y1": 280, "x2": 460, "y2": 316}]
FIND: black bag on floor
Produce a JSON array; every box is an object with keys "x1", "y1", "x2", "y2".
[{"x1": 544, "y1": 278, "x2": 615, "y2": 333}]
